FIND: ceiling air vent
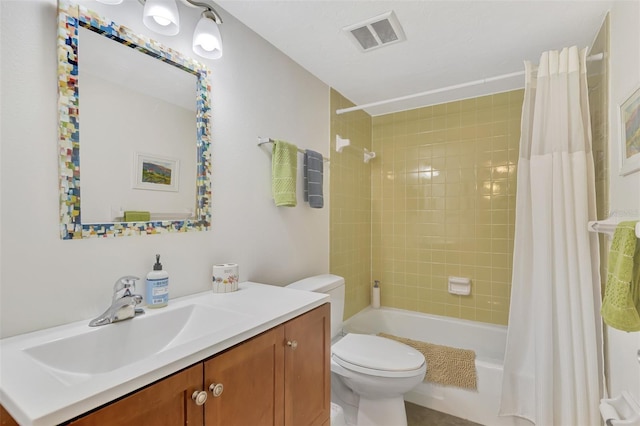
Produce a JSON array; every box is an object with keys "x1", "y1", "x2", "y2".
[{"x1": 343, "y1": 11, "x2": 406, "y2": 52}]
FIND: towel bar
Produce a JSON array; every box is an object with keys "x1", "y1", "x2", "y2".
[
  {"x1": 335, "y1": 135, "x2": 376, "y2": 163},
  {"x1": 257, "y1": 137, "x2": 329, "y2": 162},
  {"x1": 588, "y1": 218, "x2": 640, "y2": 238}
]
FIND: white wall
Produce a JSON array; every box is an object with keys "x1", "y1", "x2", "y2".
[
  {"x1": 0, "y1": 0, "x2": 330, "y2": 338},
  {"x1": 605, "y1": 0, "x2": 640, "y2": 402}
]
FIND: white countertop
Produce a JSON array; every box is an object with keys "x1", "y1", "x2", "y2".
[{"x1": 0, "y1": 282, "x2": 328, "y2": 426}]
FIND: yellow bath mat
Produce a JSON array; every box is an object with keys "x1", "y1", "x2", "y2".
[{"x1": 378, "y1": 333, "x2": 477, "y2": 390}]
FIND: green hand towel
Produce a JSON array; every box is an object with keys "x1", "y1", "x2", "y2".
[
  {"x1": 601, "y1": 221, "x2": 640, "y2": 332},
  {"x1": 272, "y1": 140, "x2": 298, "y2": 207},
  {"x1": 124, "y1": 211, "x2": 151, "y2": 222}
]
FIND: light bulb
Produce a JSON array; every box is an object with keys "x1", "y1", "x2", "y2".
[
  {"x1": 153, "y1": 16, "x2": 171, "y2": 26},
  {"x1": 196, "y1": 34, "x2": 219, "y2": 52}
]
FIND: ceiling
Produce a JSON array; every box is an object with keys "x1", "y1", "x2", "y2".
[{"x1": 216, "y1": 0, "x2": 612, "y2": 116}]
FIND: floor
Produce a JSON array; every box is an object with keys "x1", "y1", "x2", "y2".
[{"x1": 405, "y1": 402, "x2": 483, "y2": 426}]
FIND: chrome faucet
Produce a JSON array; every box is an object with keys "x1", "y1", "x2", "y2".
[{"x1": 89, "y1": 276, "x2": 144, "y2": 327}]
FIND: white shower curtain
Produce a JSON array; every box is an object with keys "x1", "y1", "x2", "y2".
[{"x1": 499, "y1": 46, "x2": 603, "y2": 425}]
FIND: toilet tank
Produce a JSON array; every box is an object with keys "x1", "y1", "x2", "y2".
[{"x1": 287, "y1": 274, "x2": 345, "y2": 339}]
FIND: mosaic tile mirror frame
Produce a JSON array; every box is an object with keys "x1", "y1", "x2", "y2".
[{"x1": 57, "y1": 3, "x2": 212, "y2": 239}]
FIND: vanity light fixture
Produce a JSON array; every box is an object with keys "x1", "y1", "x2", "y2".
[
  {"x1": 192, "y1": 8, "x2": 223, "y2": 59},
  {"x1": 96, "y1": 0, "x2": 224, "y2": 59},
  {"x1": 142, "y1": 0, "x2": 180, "y2": 36}
]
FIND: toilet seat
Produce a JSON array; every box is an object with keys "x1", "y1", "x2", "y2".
[{"x1": 332, "y1": 334, "x2": 426, "y2": 378}]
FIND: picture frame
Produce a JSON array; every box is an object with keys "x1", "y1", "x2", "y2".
[
  {"x1": 133, "y1": 152, "x2": 180, "y2": 192},
  {"x1": 619, "y1": 85, "x2": 640, "y2": 176}
]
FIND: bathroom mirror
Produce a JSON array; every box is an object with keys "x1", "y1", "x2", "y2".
[{"x1": 57, "y1": 3, "x2": 212, "y2": 239}]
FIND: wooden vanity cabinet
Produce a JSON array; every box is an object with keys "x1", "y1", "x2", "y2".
[
  {"x1": 68, "y1": 363, "x2": 204, "y2": 426},
  {"x1": 0, "y1": 405, "x2": 19, "y2": 426},
  {"x1": 205, "y1": 303, "x2": 330, "y2": 426},
  {"x1": 204, "y1": 325, "x2": 285, "y2": 426},
  {"x1": 54, "y1": 303, "x2": 330, "y2": 426},
  {"x1": 283, "y1": 303, "x2": 331, "y2": 426}
]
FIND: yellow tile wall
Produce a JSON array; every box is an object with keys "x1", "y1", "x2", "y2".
[
  {"x1": 371, "y1": 91, "x2": 524, "y2": 325},
  {"x1": 330, "y1": 89, "x2": 372, "y2": 320},
  {"x1": 588, "y1": 14, "x2": 610, "y2": 290}
]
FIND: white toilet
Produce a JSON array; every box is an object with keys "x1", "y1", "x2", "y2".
[{"x1": 287, "y1": 274, "x2": 426, "y2": 426}]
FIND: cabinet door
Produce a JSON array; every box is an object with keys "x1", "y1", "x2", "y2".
[
  {"x1": 69, "y1": 364, "x2": 204, "y2": 426},
  {"x1": 204, "y1": 326, "x2": 285, "y2": 426},
  {"x1": 284, "y1": 304, "x2": 331, "y2": 426}
]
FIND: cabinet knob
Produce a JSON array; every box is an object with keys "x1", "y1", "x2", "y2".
[
  {"x1": 192, "y1": 390, "x2": 208, "y2": 406},
  {"x1": 209, "y1": 383, "x2": 224, "y2": 397},
  {"x1": 287, "y1": 340, "x2": 298, "y2": 350}
]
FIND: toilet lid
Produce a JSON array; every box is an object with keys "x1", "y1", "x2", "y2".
[{"x1": 332, "y1": 334, "x2": 425, "y2": 372}]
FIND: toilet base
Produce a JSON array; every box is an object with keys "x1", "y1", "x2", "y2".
[
  {"x1": 331, "y1": 366, "x2": 418, "y2": 426},
  {"x1": 356, "y1": 396, "x2": 407, "y2": 426},
  {"x1": 331, "y1": 403, "x2": 347, "y2": 426}
]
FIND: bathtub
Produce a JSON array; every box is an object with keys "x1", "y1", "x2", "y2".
[{"x1": 342, "y1": 307, "x2": 528, "y2": 426}]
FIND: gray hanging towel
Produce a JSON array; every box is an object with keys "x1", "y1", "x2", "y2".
[{"x1": 303, "y1": 150, "x2": 324, "y2": 208}]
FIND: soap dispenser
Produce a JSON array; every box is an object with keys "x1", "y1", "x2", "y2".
[{"x1": 146, "y1": 254, "x2": 168, "y2": 308}]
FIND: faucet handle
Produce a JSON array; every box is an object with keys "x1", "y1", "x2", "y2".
[{"x1": 113, "y1": 276, "x2": 140, "y2": 294}]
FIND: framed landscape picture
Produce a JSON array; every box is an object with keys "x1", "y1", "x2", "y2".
[
  {"x1": 133, "y1": 152, "x2": 179, "y2": 192},
  {"x1": 619, "y1": 85, "x2": 640, "y2": 176}
]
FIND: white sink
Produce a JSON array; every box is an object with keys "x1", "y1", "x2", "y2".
[
  {"x1": 24, "y1": 304, "x2": 247, "y2": 380},
  {"x1": 0, "y1": 283, "x2": 329, "y2": 426}
]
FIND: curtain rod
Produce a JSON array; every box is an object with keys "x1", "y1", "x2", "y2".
[{"x1": 336, "y1": 52, "x2": 605, "y2": 115}]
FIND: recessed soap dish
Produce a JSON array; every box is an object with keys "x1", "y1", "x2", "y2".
[{"x1": 448, "y1": 276, "x2": 471, "y2": 295}]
